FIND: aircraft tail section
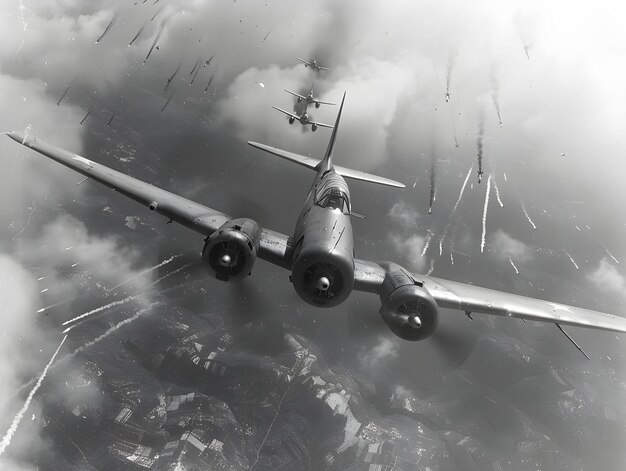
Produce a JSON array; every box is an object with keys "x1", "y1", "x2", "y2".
[
  {"x1": 248, "y1": 91, "x2": 405, "y2": 189},
  {"x1": 318, "y1": 92, "x2": 346, "y2": 172},
  {"x1": 246, "y1": 141, "x2": 404, "y2": 188}
]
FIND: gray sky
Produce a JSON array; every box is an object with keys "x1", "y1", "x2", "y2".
[{"x1": 0, "y1": 0, "x2": 625, "y2": 469}]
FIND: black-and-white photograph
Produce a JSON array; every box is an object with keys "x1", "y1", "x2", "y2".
[{"x1": 0, "y1": 1, "x2": 624, "y2": 470}]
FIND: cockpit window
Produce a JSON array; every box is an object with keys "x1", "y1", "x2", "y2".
[{"x1": 317, "y1": 189, "x2": 349, "y2": 214}]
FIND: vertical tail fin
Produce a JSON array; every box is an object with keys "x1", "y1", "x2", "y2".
[{"x1": 318, "y1": 92, "x2": 346, "y2": 172}]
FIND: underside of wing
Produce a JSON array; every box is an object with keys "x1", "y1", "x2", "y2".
[
  {"x1": 334, "y1": 165, "x2": 405, "y2": 188},
  {"x1": 6, "y1": 132, "x2": 231, "y2": 235},
  {"x1": 247, "y1": 141, "x2": 320, "y2": 171},
  {"x1": 419, "y1": 274, "x2": 626, "y2": 333},
  {"x1": 310, "y1": 121, "x2": 334, "y2": 129},
  {"x1": 352, "y1": 258, "x2": 626, "y2": 333},
  {"x1": 271, "y1": 106, "x2": 299, "y2": 119},
  {"x1": 6, "y1": 132, "x2": 295, "y2": 270}
]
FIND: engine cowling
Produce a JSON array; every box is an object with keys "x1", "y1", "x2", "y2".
[
  {"x1": 291, "y1": 245, "x2": 354, "y2": 308},
  {"x1": 202, "y1": 218, "x2": 260, "y2": 281},
  {"x1": 311, "y1": 123, "x2": 318, "y2": 132},
  {"x1": 378, "y1": 262, "x2": 439, "y2": 341}
]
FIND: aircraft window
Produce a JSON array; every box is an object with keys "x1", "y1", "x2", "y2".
[{"x1": 317, "y1": 190, "x2": 349, "y2": 214}]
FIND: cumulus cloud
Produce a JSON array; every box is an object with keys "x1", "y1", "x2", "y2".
[
  {"x1": 488, "y1": 229, "x2": 534, "y2": 263},
  {"x1": 587, "y1": 258, "x2": 625, "y2": 296}
]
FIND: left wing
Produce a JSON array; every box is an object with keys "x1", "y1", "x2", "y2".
[
  {"x1": 314, "y1": 99, "x2": 336, "y2": 106},
  {"x1": 4, "y1": 132, "x2": 293, "y2": 267},
  {"x1": 353, "y1": 259, "x2": 626, "y2": 333}
]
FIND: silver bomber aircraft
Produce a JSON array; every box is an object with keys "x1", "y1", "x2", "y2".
[
  {"x1": 297, "y1": 56, "x2": 332, "y2": 72},
  {"x1": 272, "y1": 105, "x2": 333, "y2": 132},
  {"x1": 5, "y1": 93, "x2": 626, "y2": 347},
  {"x1": 284, "y1": 84, "x2": 336, "y2": 108}
]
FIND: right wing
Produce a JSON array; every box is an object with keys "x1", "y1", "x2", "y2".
[
  {"x1": 315, "y1": 99, "x2": 336, "y2": 106},
  {"x1": 284, "y1": 89, "x2": 307, "y2": 100},
  {"x1": 309, "y1": 120, "x2": 334, "y2": 129},
  {"x1": 318, "y1": 66, "x2": 333, "y2": 71},
  {"x1": 5, "y1": 132, "x2": 293, "y2": 268},
  {"x1": 272, "y1": 106, "x2": 299, "y2": 120},
  {"x1": 352, "y1": 259, "x2": 626, "y2": 333}
]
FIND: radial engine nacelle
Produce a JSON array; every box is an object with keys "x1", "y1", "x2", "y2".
[
  {"x1": 378, "y1": 262, "x2": 439, "y2": 341},
  {"x1": 202, "y1": 218, "x2": 261, "y2": 281}
]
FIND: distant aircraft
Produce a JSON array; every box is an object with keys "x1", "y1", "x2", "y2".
[
  {"x1": 445, "y1": 91, "x2": 451, "y2": 102},
  {"x1": 297, "y1": 56, "x2": 332, "y2": 72},
  {"x1": 272, "y1": 105, "x2": 333, "y2": 131},
  {"x1": 284, "y1": 84, "x2": 336, "y2": 109},
  {"x1": 5, "y1": 94, "x2": 626, "y2": 349}
]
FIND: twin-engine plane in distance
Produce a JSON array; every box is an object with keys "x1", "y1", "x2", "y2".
[
  {"x1": 284, "y1": 84, "x2": 336, "y2": 108},
  {"x1": 272, "y1": 105, "x2": 333, "y2": 131},
  {"x1": 5, "y1": 93, "x2": 626, "y2": 351},
  {"x1": 297, "y1": 56, "x2": 332, "y2": 72}
]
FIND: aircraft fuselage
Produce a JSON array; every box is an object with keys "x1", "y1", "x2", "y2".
[{"x1": 290, "y1": 168, "x2": 354, "y2": 307}]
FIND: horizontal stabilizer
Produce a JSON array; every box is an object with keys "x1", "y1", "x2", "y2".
[
  {"x1": 247, "y1": 141, "x2": 405, "y2": 188},
  {"x1": 247, "y1": 142, "x2": 319, "y2": 170},
  {"x1": 335, "y1": 165, "x2": 405, "y2": 188}
]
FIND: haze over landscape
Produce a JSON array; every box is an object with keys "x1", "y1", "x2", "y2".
[{"x1": 0, "y1": 1, "x2": 625, "y2": 469}]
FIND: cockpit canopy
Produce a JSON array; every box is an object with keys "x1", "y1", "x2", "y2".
[{"x1": 317, "y1": 188, "x2": 349, "y2": 214}]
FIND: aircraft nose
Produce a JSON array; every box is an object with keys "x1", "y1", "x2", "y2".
[
  {"x1": 408, "y1": 314, "x2": 422, "y2": 329},
  {"x1": 317, "y1": 276, "x2": 330, "y2": 291},
  {"x1": 219, "y1": 254, "x2": 232, "y2": 267}
]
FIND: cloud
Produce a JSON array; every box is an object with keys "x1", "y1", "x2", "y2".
[
  {"x1": 361, "y1": 336, "x2": 399, "y2": 368},
  {"x1": 488, "y1": 229, "x2": 534, "y2": 263},
  {"x1": 388, "y1": 200, "x2": 420, "y2": 229},
  {"x1": 587, "y1": 258, "x2": 625, "y2": 296},
  {"x1": 0, "y1": 254, "x2": 55, "y2": 468},
  {"x1": 388, "y1": 234, "x2": 428, "y2": 273}
]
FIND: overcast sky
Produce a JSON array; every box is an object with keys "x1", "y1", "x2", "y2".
[{"x1": 0, "y1": 0, "x2": 625, "y2": 469}]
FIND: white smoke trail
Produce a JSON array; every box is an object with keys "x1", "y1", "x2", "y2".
[
  {"x1": 62, "y1": 295, "x2": 138, "y2": 329},
  {"x1": 520, "y1": 202, "x2": 537, "y2": 230},
  {"x1": 439, "y1": 235, "x2": 444, "y2": 256},
  {"x1": 509, "y1": 259, "x2": 519, "y2": 274},
  {"x1": 453, "y1": 167, "x2": 472, "y2": 213},
  {"x1": 144, "y1": 262, "x2": 194, "y2": 289},
  {"x1": 492, "y1": 179, "x2": 504, "y2": 208},
  {"x1": 17, "y1": 0, "x2": 28, "y2": 31},
  {"x1": 70, "y1": 306, "x2": 156, "y2": 357},
  {"x1": 36, "y1": 299, "x2": 70, "y2": 313},
  {"x1": 563, "y1": 250, "x2": 579, "y2": 270},
  {"x1": 0, "y1": 335, "x2": 67, "y2": 458},
  {"x1": 426, "y1": 259, "x2": 435, "y2": 276},
  {"x1": 584, "y1": 226, "x2": 620, "y2": 264},
  {"x1": 480, "y1": 175, "x2": 492, "y2": 253},
  {"x1": 108, "y1": 254, "x2": 181, "y2": 292},
  {"x1": 421, "y1": 233, "x2": 433, "y2": 257},
  {"x1": 605, "y1": 250, "x2": 619, "y2": 264},
  {"x1": 63, "y1": 258, "x2": 189, "y2": 331},
  {"x1": 450, "y1": 252, "x2": 454, "y2": 265},
  {"x1": 503, "y1": 173, "x2": 508, "y2": 182}
]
